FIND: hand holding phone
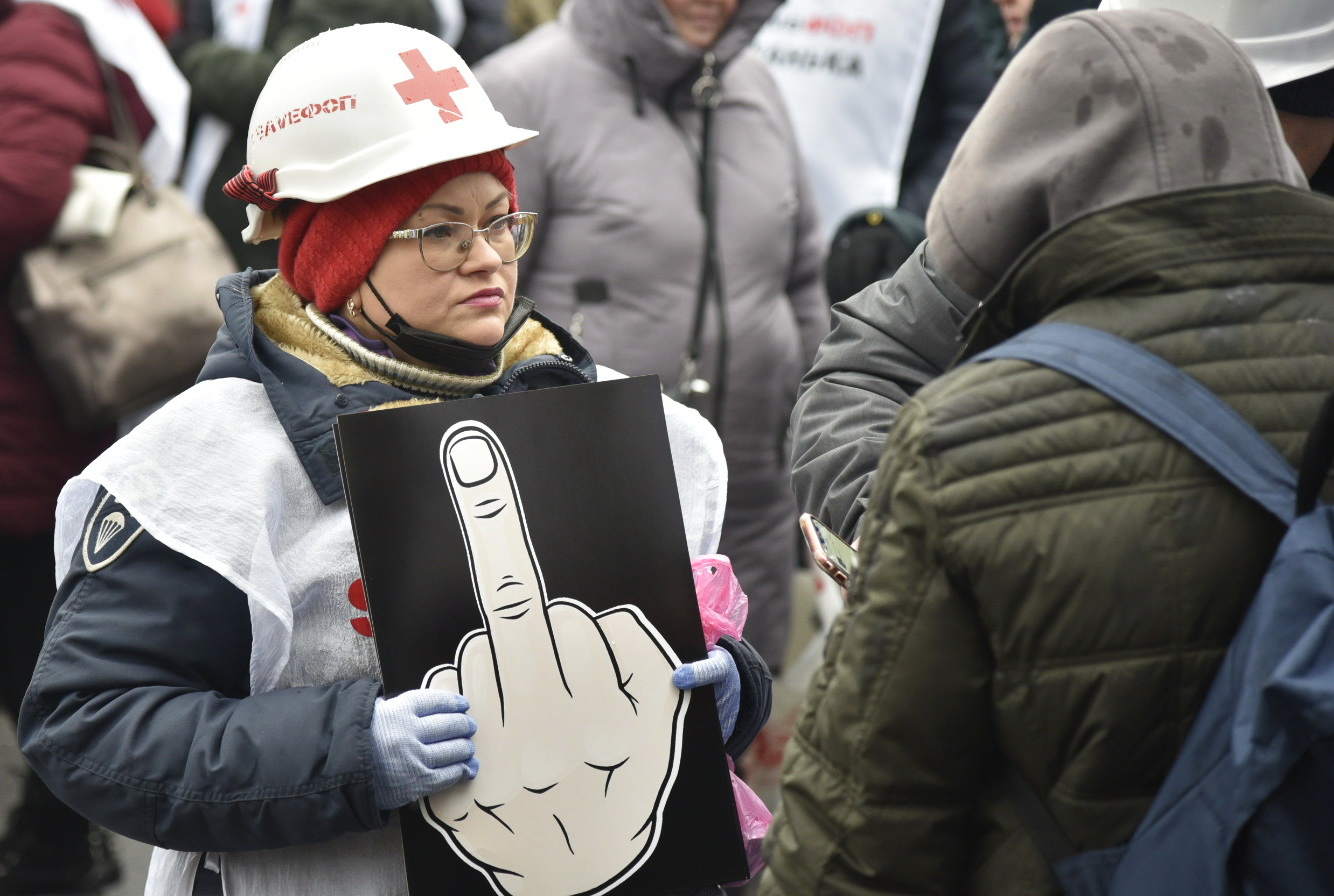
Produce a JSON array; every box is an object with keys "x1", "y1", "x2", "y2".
[{"x1": 799, "y1": 513, "x2": 859, "y2": 588}]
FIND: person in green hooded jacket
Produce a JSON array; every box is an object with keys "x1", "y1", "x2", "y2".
[{"x1": 764, "y1": 9, "x2": 1334, "y2": 895}]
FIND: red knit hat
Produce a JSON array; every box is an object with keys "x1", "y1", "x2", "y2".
[{"x1": 279, "y1": 150, "x2": 518, "y2": 313}]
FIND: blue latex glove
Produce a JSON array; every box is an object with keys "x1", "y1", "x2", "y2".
[
  {"x1": 672, "y1": 646, "x2": 740, "y2": 741},
  {"x1": 370, "y1": 689, "x2": 479, "y2": 811}
]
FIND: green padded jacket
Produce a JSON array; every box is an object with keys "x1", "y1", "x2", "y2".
[{"x1": 762, "y1": 182, "x2": 1334, "y2": 896}]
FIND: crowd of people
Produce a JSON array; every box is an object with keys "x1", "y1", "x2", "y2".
[
  {"x1": 1, "y1": 1, "x2": 1332, "y2": 895},
  {"x1": 1, "y1": 0, "x2": 185, "y2": 891}
]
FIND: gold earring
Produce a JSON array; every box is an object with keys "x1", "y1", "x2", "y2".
[{"x1": 346, "y1": 300, "x2": 358, "y2": 319}]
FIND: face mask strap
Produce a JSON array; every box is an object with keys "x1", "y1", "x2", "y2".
[{"x1": 359, "y1": 277, "x2": 535, "y2": 366}]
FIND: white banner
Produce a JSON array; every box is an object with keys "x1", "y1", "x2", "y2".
[{"x1": 753, "y1": 0, "x2": 945, "y2": 239}]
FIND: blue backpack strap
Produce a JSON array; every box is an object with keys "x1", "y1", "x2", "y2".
[{"x1": 972, "y1": 323, "x2": 1296, "y2": 525}]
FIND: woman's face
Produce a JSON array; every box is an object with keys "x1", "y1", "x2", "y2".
[
  {"x1": 351, "y1": 171, "x2": 518, "y2": 366},
  {"x1": 993, "y1": 0, "x2": 1034, "y2": 49},
  {"x1": 661, "y1": 0, "x2": 737, "y2": 49}
]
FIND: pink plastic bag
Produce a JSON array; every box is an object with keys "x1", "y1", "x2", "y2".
[
  {"x1": 694, "y1": 554, "x2": 749, "y2": 649},
  {"x1": 692, "y1": 555, "x2": 773, "y2": 882}
]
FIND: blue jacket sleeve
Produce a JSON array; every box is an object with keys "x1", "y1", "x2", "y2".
[{"x1": 18, "y1": 489, "x2": 388, "y2": 852}]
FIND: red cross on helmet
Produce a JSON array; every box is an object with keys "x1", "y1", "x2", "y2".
[{"x1": 234, "y1": 22, "x2": 536, "y2": 243}]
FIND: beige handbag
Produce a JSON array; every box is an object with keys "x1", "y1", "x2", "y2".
[{"x1": 9, "y1": 54, "x2": 235, "y2": 431}]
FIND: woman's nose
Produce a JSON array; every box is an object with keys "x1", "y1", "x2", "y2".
[{"x1": 459, "y1": 232, "x2": 505, "y2": 272}]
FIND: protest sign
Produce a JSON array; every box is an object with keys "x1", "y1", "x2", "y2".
[{"x1": 336, "y1": 375, "x2": 747, "y2": 896}]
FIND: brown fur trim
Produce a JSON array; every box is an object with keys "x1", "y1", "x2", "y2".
[
  {"x1": 252, "y1": 276, "x2": 381, "y2": 387},
  {"x1": 251, "y1": 276, "x2": 568, "y2": 389},
  {"x1": 505, "y1": 317, "x2": 565, "y2": 363},
  {"x1": 371, "y1": 398, "x2": 442, "y2": 412}
]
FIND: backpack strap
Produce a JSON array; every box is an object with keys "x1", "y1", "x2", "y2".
[{"x1": 972, "y1": 323, "x2": 1297, "y2": 525}]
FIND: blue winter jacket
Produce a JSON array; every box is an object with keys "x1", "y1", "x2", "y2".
[{"x1": 18, "y1": 269, "x2": 769, "y2": 858}]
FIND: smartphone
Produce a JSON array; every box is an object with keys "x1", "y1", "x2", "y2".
[{"x1": 799, "y1": 513, "x2": 859, "y2": 587}]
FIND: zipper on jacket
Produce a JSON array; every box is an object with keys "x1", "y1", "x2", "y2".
[
  {"x1": 494, "y1": 355, "x2": 593, "y2": 393},
  {"x1": 692, "y1": 52, "x2": 721, "y2": 111}
]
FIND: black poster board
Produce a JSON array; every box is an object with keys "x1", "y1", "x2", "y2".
[{"x1": 335, "y1": 375, "x2": 747, "y2": 896}]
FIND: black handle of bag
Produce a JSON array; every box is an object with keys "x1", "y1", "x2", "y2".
[
  {"x1": 89, "y1": 46, "x2": 149, "y2": 189},
  {"x1": 1297, "y1": 391, "x2": 1334, "y2": 516}
]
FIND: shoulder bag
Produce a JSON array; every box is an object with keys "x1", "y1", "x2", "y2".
[{"x1": 9, "y1": 49, "x2": 236, "y2": 430}]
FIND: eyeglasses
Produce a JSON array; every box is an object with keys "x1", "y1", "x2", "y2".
[{"x1": 388, "y1": 211, "x2": 538, "y2": 273}]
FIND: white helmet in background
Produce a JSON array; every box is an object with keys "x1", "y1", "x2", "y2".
[
  {"x1": 234, "y1": 22, "x2": 536, "y2": 243},
  {"x1": 1098, "y1": 0, "x2": 1334, "y2": 88}
]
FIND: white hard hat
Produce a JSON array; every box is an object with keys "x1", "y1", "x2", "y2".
[
  {"x1": 233, "y1": 22, "x2": 536, "y2": 242},
  {"x1": 1098, "y1": 0, "x2": 1334, "y2": 89}
]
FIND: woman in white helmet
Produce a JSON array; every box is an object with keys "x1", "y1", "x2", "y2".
[{"x1": 17, "y1": 22, "x2": 769, "y2": 896}]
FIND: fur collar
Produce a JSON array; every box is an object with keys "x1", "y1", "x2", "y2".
[{"x1": 252, "y1": 274, "x2": 565, "y2": 398}]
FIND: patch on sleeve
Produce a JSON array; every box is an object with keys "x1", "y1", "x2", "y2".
[{"x1": 82, "y1": 492, "x2": 145, "y2": 573}]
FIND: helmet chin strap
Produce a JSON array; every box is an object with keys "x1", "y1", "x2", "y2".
[{"x1": 358, "y1": 277, "x2": 535, "y2": 368}]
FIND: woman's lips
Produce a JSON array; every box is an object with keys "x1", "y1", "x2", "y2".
[{"x1": 463, "y1": 288, "x2": 505, "y2": 307}]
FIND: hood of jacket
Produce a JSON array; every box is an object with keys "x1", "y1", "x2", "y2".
[
  {"x1": 565, "y1": 0, "x2": 780, "y2": 106},
  {"x1": 925, "y1": 8, "x2": 1307, "y2": 303},
  {"x1": 197, "y1": 269, "x2": 596, "y2": 504},
  {"x1": 958, "y1": 181, "x2": 1334, "y2": 357}
]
